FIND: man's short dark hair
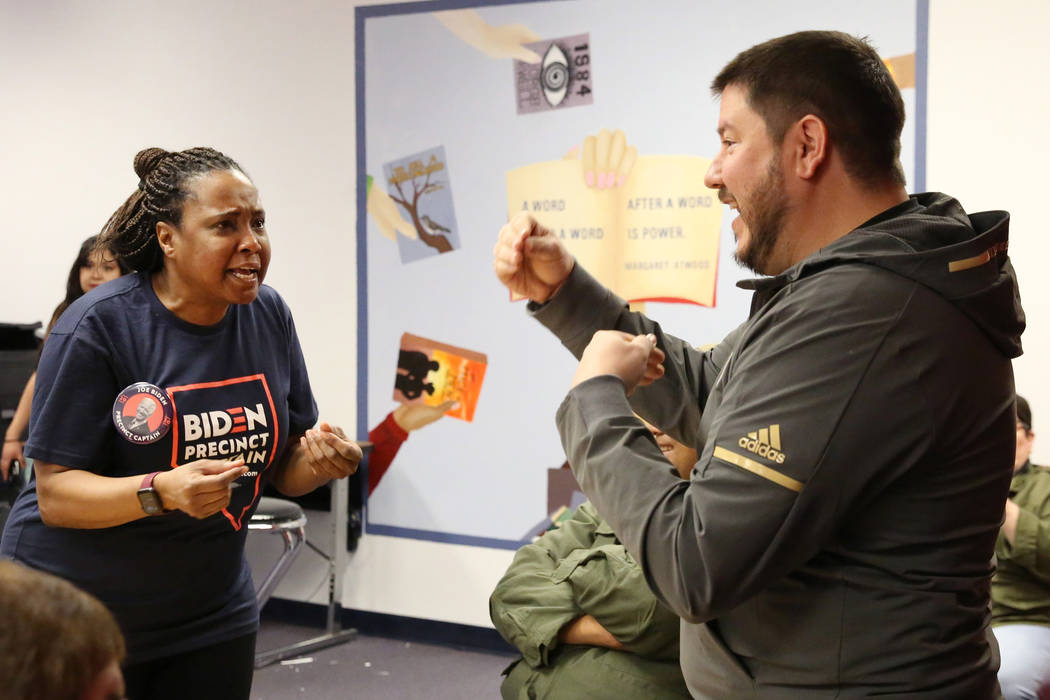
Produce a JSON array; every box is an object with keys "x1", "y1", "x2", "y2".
[
  {"x1": 1017, "y1": 395, "x2": 1033, "y2": 432},
  {"x1": 712, "y1": 30, "x2": 906, "y2": 187},
  {"x1": 0, "y1": 561, "x2": 125, "y2": 700}
]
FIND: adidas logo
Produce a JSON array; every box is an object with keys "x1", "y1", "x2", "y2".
[{"x1": 738, "y1": 425, "x2": 786, "y2": 464}]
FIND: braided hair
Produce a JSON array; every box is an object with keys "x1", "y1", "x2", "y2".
[{"x1": 97, "y1": 147, "x2": 244, "y2": 272}]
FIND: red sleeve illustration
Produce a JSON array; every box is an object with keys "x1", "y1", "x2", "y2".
[{"x1": 367, "y1": 411, "x2": 409, "y2": 494}]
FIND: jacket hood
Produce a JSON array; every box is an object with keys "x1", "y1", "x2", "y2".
[{"x1": 740, "y1": 192, "x2": 1025, "y2": 358}]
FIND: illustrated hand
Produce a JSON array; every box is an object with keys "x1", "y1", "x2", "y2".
[
  {"x1": 367, "y1": 180, "x2": 417, "y2": 241},
  {"x1": 493, "y1": 212, "x2": 575, "y2": 303},
  {"x1": 393, "y1": 400, "x2": 457, "y2": 432},
  {"x1": 433, "y1": 9, "x2": 540, "y2": 62},
  {"x1": 1, "y1": 441, "x2": 23, "y2": 481},
  {"x1": 883, "y1": 53, "x2": 916, "y2": 89},
  {"x1": 300, "y1": 422, "x2": 363, "y2": 482},
  {"x1": 572, "y1": 331, "x2": 665, "y2": 395},
  {"x1": 153, "y1": 459, "x2": 247, "y2": 519},
  {"x1": 565, "y1": 129, "x2": 638, "y2": 189}
]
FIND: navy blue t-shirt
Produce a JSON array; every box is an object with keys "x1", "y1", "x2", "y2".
[{"x1": 0, "y1": 272, "x2": 318, "y2": 663}]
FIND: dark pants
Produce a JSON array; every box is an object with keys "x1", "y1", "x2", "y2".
[{"x1": 123, "y1": 632, "x2": 256, "y2": 700}]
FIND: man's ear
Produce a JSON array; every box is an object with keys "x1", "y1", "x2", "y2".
[
  {"x1": 156, "y1": 221, "x2": 176, "y2": 258},
  {"x1": 790, "y1": 114, "x2": 828, "y2": 180}
]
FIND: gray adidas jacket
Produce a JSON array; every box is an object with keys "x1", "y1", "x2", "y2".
[{"x1": 536, "y1": 193, "x2": 1024, "y2": 698}]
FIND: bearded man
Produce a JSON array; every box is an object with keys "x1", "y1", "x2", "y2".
[{"x1": 493, "y1": 30, "x2": 1024, "y2": 699}]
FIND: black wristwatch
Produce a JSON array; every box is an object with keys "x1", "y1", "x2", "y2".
[{"x1": 137, "y1": 471, "x2": 165, "y2": 515}]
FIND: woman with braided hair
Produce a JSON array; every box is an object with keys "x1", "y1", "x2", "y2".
[{"x1": 1, "y1": 146, "x2": 362, "y2": 700}]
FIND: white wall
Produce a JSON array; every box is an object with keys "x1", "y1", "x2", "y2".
[
  {"x1": 4, "y1": 0, "x2": 1050, "y2": 630},
  {"x1": 926, "y1": 0, "x2": 1050, "y2": 462},
  {"x1": 0, "y1": 0, "x2": 358, "y2": 424}
]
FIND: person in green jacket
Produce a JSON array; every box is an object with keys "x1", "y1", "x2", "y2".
[
  {"x1": 490, "y1": 420, "x2": 696, "y2": 699},
  {"x1": 993, "y1": 395, "x2": 1050, "y2": 699}
]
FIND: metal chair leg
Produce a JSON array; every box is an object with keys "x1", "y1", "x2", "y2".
[{"x1": 255, "y1": 526, "x2": 306, "y2": 609}]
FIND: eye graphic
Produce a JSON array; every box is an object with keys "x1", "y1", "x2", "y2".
[{"x1": 541, "y1": 44, "x2": 570, "y2": 107}]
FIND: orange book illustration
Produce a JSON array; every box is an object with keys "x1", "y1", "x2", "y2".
[{"x1": 393, "y1": 333, "x2": 487, "y2": 422}]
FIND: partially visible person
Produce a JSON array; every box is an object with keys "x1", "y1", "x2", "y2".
[
  {"x1": 994, "y1": 395, "x2": 1050, "y2": 700},
  {"x1": 51, "y1": 236, "x2": 129, "y2": 328},
  {"x1": 1, "y1": 235, "x2": 129, "y2": 480},
  {"x1": 1, "y1": 146, "x2": 361, "y2": 700},
  {"x1": 0, "y1": 559, "x2": 127, "y2": 700},
  {"x1": 490, "y1": 420, "x2": 695, "y2": 699}
]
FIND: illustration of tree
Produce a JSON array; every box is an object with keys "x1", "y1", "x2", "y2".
[{"x1": 387, "y1": 155, "x2": 453, "y2": 253}]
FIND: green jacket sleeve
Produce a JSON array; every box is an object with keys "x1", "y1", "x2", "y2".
[
  {"x1": 1008, "y1": 507, "x2": 1050, "y2": 582},
  {"x1": 552, "y1": 535, "x2": 680, "y2": 661},
  {"x1": 999, "y1": 475, "x2": 1050, "y2": 584},
  {"x1": 489, "y1": 502, "x2": 605, "y2": 668}
]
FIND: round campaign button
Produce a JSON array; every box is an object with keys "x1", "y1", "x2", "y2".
[{"x1": 112, "y1": 383, "x2": 173, "y2": 444}]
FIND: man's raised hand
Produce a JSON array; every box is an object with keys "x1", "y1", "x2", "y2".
[{"x1": 493, "y1": 212, "x2": 574, "y2": 303}]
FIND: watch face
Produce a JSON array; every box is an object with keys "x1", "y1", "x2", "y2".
[{"x1": 138, "y1": 489, "x2": 163, "y2": 516}]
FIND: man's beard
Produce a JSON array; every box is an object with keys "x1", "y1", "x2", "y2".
[{"x1": 733, "y1": 156, "x2": 790, "y2": 275}]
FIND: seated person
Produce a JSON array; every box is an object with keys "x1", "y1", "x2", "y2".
[
  {"x1": 490, "y1": 420, "x2": 695, "y2": 699},
  {"x1": 0, "y1": 559, "x2": 126, "y2": 700},
  {"x1": 993, "y1": 395, "x2": 1050, "y2": 700}
]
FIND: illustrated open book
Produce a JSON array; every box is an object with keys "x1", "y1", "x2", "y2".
[{"x1": 507, "y1": 155, "x2": 723, "y2": 306}]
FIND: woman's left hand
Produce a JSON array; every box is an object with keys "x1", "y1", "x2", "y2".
[{"x1": 300, "y1": 422, "x2": 363, "y2": 482}]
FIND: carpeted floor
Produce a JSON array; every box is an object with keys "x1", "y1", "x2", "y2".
[{"x1": 251, "y1": 618, "x2": 515, "y2": 699}]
